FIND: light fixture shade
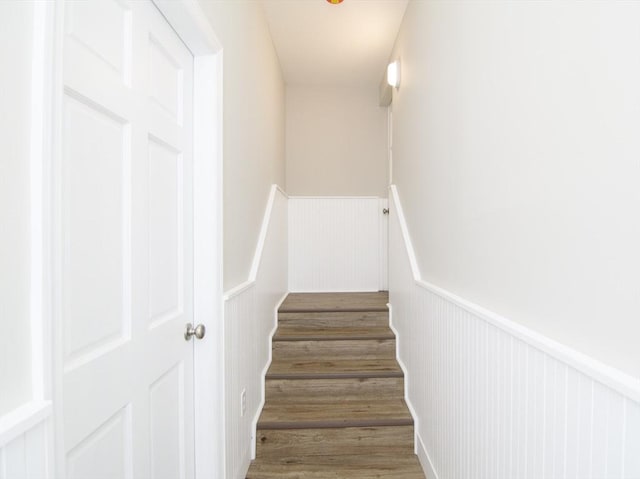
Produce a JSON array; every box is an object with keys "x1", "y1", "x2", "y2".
[{"x1": 387, "y1": 60, "x2": 400, "y2": 89}]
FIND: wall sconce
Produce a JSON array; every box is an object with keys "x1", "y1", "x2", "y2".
[{"x1": 387, "y1": 60, "x2": 400, "y2": 89}]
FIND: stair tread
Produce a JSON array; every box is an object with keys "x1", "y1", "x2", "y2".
[
  {"x1": 272, "y1": 339, "x2": 396, "y2": 361},
  {"x1": 246, "y1": 454, "x2": 424, "y2": 479},
  {"x1": 279, "y1": 292, "x2": 389, "y2": 313},
  {"x1": 255, "y1": 426, "x2": 415, "y2": 458},
  {"x1": 258, "y1": 399, "x2": 412, "y2": 429},
  {"x1": 267, "y1": 358, "x2": 402, "y2": 378}
]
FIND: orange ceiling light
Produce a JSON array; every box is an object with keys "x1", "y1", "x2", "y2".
[{"x1": 326, "y1": 0, "x2": 344, "y2": 4}]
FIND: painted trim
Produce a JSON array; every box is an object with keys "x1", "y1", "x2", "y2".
[
  {"x1": 389, "y1": 185, "x2": 640, "y2": 403},
  {"x1": 415, "y1": 432, "x2": 438, "y2": 479},
  {"x1": 390, "y1": 301, "x2": 438, "y2": 479},
  {"x1": 0, "y1": 401, "x2": 52, "y2": 448},
  {"x1": 152, "y1": 0, "x2": 221, "y2": 55},
  {"x1": 249, "y1": 186, "x2": 289, "y2": 282},
  {"x1": 191, "y1": 51, "x2": 225, "y2": 479},
  {"x1": 224, "y1": 185, "x2": 287, "y2": 298},
  {"x1": 250, "y1": 292, "x2": 289, "y2": 460},
  {"x1": 378, "y1": 198, "x2": 389, "y2": 291},
  {"x1": 29, "y1": 1, "x2": 52, "y2": 404},
  {"x1": 151, "y1": 3, "x2": 225, "y2": 479},
  {"x1": 386, "y1": 304, "x2": 419, "y2": 451},
  {"x1": 223, "y1": 281, "x2": 256, "y2": 301},
  {"x1": 51, "y1": 3, "x2": 66, "y2": 477},
  {"x1": 389, "y1": 186, "x2": 419, "y2": 279}
]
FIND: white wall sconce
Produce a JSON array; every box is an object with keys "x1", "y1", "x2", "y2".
[{"x1": 387, "y1": 59, "x2": 400, "y2": 89}]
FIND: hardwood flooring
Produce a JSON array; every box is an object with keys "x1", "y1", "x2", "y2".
[{"x1": 246, "y1": 292, "x2": 425, "y2": 479}]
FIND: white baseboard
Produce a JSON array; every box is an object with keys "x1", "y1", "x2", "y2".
[
  {"x1": 416, "y1": 432, "x2": 438, "y2": 479},
  {"x1": 250, "y1": 291, "x2": 289, "y2": 460}
]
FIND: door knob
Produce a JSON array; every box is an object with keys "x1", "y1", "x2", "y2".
[{"x1": 184, "y1": 323, "x2": 206, "y2": 340}]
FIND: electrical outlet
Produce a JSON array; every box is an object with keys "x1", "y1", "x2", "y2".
[{"x1": 240, "y1": 389, "x2": 246, "y2": 417}]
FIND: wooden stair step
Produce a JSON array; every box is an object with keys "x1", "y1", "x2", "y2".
[
  {"x1": 249, "y1": 292, "x2": 423, "y2": 478},
  {"x1": 279, "y1": 292, "x2": 389, "y2": 313},
  {"x1": 265, "y1": 377, "x2": 404, "y2": 403},
  {"x1": 246, "y1": 454, "x2": 424, "y2": 479},
  {"x1": 272, "y1": 339, "x2": 396, "y2": 360},
  {"x1": 266, "y1": 358, "x2": 403, "y2": 379},
  {"x1": 273, "y1": 319, "x2": 395, "y2": 341},
  {"x1": 278, "y1": 311, "x2": 389, "y2": 330},
  {"x1": 258, "y1": 399, "x2": 413, "y2": 429},
  {"x1": 275, "y1": 313, "x2": 393, "y2": 340},
  {"x1": 255, "y1": 425, "x2": 415, "y2": 458}
]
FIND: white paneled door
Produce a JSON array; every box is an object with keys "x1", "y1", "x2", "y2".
[{"x1": 58, "y1": 1, "x2": 195, "y2": 478}]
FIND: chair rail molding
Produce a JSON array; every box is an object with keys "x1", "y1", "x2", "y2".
[{"x1": 388, "y1": 185, "x2": 640, "y2": 479}]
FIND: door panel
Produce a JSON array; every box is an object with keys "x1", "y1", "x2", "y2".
[
  {"x1": 62, "y1": 93, "x2": 130, "y2": 365},
  {"x1": 66, "y1": 406, "x2": 133, "y2": 479},
  {"x1": 148, "y1": 36, "x2": 183, "y2": 124},
  {"x1": 148, "y1": 138, "x2": 182, "y2": 325},
  {"x1": 149, "y1": 364, "x2": 185, "y2": 479},
  {"x1": 59, "y1": 1, "x2": 194, "y2": 477},
  {"x1": 64, "y1": 0, "x2": 132, "y2": 88}
]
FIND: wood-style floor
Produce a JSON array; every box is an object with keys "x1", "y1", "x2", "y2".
[{"x1": 246, "y1": 292, "x2": 425, "y2": 479}]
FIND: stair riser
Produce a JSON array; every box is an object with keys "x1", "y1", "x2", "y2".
[
  {"x1": 255, "y1": 425, "x2": 415, "y2": 458},
  {"x1": 272, "y1": 339, "x2": 396, "y2": 360},
  {"x1": 265, "y1": 377, "x2": 404, "y2": 403},
  {"x1": 279, "y1": 311, "x2": 388, "y2": 322}
]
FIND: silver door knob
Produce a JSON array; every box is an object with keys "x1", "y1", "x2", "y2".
[{"x1": 184, "y1": 323, "x2": 206, "y2": 340}]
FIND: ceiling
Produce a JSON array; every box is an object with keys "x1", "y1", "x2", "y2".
[{"x1": 261, "y1": 0, "x2": 409, "y2": 87}]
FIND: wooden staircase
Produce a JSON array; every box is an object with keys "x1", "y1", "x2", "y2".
[{"x1": 246, "y1": 292, "x2": 425, "y2": 478}]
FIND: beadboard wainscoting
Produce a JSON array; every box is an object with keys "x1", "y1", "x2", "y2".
[
  {"x1": 388, "y1": 186, "x2": 640, "y2": 479},
  {"x1": 0, "y1": 402, "x2": 52, "y2": 479},
  {"x1": 223, "y1": 186, "x2": 288, "y2": 479},
  {"x1": 289, "y1": 197, "x2": 388, "y2": 292}
]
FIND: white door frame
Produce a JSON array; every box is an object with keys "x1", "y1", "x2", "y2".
[
  {"x1": 48, "y1": 1, "x2": 225, "y2": 477},
  {"x1": 153, "y1": 3, "x2": 225, "y2": 478}
]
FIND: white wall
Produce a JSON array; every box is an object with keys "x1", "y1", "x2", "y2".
[
  {"x1": 390, "y1": 1, "x2": 640, "y2": 379},
  {"x1": 223, "y1": 186, "x2": 288, "y2": 479},
  {"x1": 197, "y1": 0, "x2": 285, "y2": 290},
  {"x1": 286, "y1": 86, "x2": 388, "y2": 197},
  {"x1": 0, "y1": 1, "x2": 34, "y2": 416},
  {"x1": 389, "y1": 187, "x2": 640, "y2": 479}
]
